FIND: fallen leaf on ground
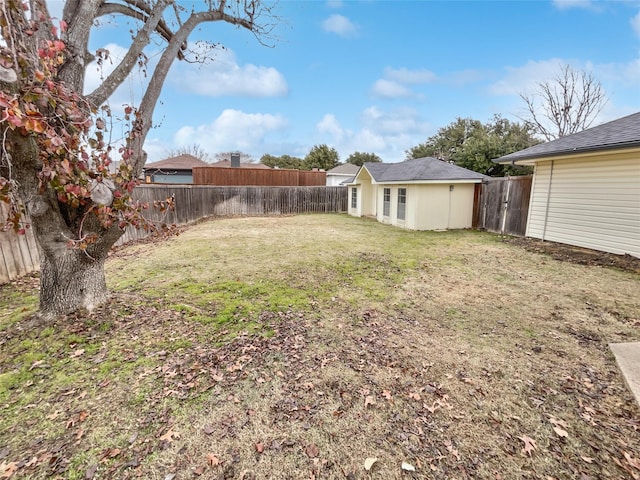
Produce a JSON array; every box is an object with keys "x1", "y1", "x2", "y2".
[
  {"x1": 305, "y1": 443, "x2": 320, "y2": 458},
  {"x1": 624, "y1": 451, "x2": 640, "y2": 470},
  {"x1": 202, "y1": 425, "x2": 214, "y2": 435},
  {"x1": 552, "y1": 425, "x2": 568, "y2": 438},
  {"x1": 159, "y1": 428, "x2": 179, "y2": 443},
  {"x1": 255, "y1": 443, "x2": 264, "y2": 453},
  {"x1": 518, "y1": 435, "x2": 537, "y2": 456},
  {"x1": 364, "y1": 395, "x2": 376, "y2": 408},
  {"x1": 207, "y1": 454, "x2": 220, "y2": 467},
  {"x1": 364, "y1": 458, "x2": 377, "y2": 471}
]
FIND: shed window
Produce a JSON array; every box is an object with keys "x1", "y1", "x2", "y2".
[
  {"x1": 351, "y1": 187, "x2": 357, "y2": 209},
  {"x1": 383, "y1": 188, "x2": 391, "y2": 217},
  {"x1": 397, "y1": 188, "x2": 406, "y2": 220}
]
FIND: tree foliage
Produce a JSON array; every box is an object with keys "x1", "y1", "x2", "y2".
[
  {"x1": 406, "y1": 116, "x2": 539, "y2": 176},
  {"x1": 346, "y1": 151, "x2": 382, "y2": 166},
  {"x1": 519, "y1": 65, "x2": 608, "y2": 141},
  {"x1": 0, "y1": 0, "x2": 276, "y2": 318},
  {"x1": 304, "y1": 144, "x2": 340, "y2": 171},
  {"x1": 260, "y1": 154, "x2": 304, "y2": 169}
]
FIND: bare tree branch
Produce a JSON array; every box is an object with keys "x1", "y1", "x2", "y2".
[{"x1": 518, "y1": 64, "x2": 608, "y2": 141}]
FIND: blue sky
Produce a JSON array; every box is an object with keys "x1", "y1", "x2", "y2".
[{"x1": 79, "y1": 0, "x2": 640, "y2": 163}]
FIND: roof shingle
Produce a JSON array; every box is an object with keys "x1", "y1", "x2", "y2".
[
  {"x1": 363, "y1": 157, "x2": 487, "y2": 182},
  {"x1": 494, "y1": 111, "x2": 640, "y2": 163}
]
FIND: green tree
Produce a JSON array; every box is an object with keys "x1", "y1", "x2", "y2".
[
  {"x1": 346, "y1": 151, "x2": 382, "y2": 166},
  {"x1": 304, "y1": 144, "x2": 340, "y2": 171},
  {"x1": 406, "y1": 116, "x2": 539, "y2": 176},
  {"x1": 0, "y1": 0, "x2": 276, "y2": 320},
  {"x1": 260, "y1": 154, "x2": 304, "y2": 169}
]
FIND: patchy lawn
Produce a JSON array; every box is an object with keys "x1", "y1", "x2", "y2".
[{"x1": 1, "y1": 214, "x2": 639, "y2": 480}]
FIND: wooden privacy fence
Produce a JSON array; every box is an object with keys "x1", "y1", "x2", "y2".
[
  {"x1": 0, "y1": 203, "x2": 40, "y2": 284},
  {"x1": 0, "y1": 185, "x2": 348, "y2": 283},
  {"x1": 475, "y1": 175, "x2": 532, "y2": 236},
  {"x1": 193, "y1": 167, "x2": 326, "y2": 186}
]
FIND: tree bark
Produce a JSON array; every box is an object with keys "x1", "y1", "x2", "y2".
[{"x1": 1, "y1": 0, "x2": 274, "y2": 320}]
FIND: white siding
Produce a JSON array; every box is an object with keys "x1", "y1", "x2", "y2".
[
  {"x1": 527, "y1": 153, "x2": 640, "y2": 257},
  {"x1": 373, "y1": 183, "x2": 476, "y2": 231}
]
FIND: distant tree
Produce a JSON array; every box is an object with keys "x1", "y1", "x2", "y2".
[
  {"x1": 346, "y1": 152, "x2": 382, "y2": 166},
  {"x1": 166, "y1": 144, "x2": 212, "y2": 162},
  {"x1": 519, "y1": 65, "x2": 608, "y2": 141},
  {"x1": 304, "y1": 144, "x2": 340, "y2": 171},
  {"x1": 215, "y1": 151, "x2": 255, "y2": 163},
  {"x1": 260, "y1": 154, "x2": 304, "y2": 169},
  {"x1": 406, "y1": 116, "x2": 539, "y2": 176}
]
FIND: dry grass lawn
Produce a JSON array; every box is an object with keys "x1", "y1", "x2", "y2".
[{"x1": 1, "y1": 214, "x2": 639, "y2": 480}]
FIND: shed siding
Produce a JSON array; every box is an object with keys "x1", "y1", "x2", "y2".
[{"x1": 526, "y1": 154, "x2": 640, "y2": 257}]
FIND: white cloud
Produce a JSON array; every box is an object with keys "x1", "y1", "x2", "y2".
[
  {"x1": 371, "y1": 67, "x2": 436, "y2": 99},
  {"x1": 552, "y1": 0, "x2": 595, "y2": 10},
  {"x1": 384, "y1": 67, "x2": 437, "y2": 84},
  {"x1": 173, "y1": 48, "x2": 287, "y2": 97},
  {"x1": 360, "y1": 106, "x2": 429, "y2": 136},
  {"x1": 489, "y1": 58, "x2": 569, "y2": 96},
  {"x1": 326, "y1": 0, "x2": 344, "y2": 8},
  {"x1": 174, "y1": 109, "x2": 288, "y2": 154},
  {"x1": 371, "y1": 79, "x2": 416, "y2": 99},
  {"x1": 322, "y1": 14, "x2": 359, "y2": 38},
  {"x1": 317, "y1": 114, "x2": 345, "y2": 142},
  {"x1": 631, "y1": 10, "x2": 640, "y2": 37},
  {"x1": 315, "y1": 107, "x2": 431, "y2": 162}
]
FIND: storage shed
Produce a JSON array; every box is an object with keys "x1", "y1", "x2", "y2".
[
  {"x1": 494, "y1": 111, "x2": 640, "y2": 258},
  {"x1": 346, "y1": 157, "x2": 487, "y2": 230}
]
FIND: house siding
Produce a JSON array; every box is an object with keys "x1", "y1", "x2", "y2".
[{"x1": 526, "y1": 153, "x2": 640, "y2": 257}]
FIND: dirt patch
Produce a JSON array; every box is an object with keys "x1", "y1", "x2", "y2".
[{"x1": 505, "y1": 236, "x2": 640, "y2": 274}]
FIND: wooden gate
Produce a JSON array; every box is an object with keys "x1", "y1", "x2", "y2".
[{"x1": 476, "y1": 176, "x2": 532, "y2": 236}]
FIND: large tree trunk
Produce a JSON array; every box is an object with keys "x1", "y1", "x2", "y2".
[
  {"x1": 28, "y1": 193, "x2": 124, "y2": 319},
  {"x1": 39, "y1": 248, "x2": 110, "y2": 318}
]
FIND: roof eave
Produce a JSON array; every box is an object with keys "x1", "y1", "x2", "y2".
[{"x1": 494, "y1": 141, "x2": 640, "y2": 165}]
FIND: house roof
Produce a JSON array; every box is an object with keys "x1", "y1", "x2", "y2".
[
  {"x1": 208, "y1": 160, "x2": 271, "y2": 169},
  {"x1": 361, "y1": 157, "x2": 488, "y2": 183},
  {"x1": 494, "y1": 111, "x2": 640, "y2": 164},
  {"x1": 327, "y1": 163, "x2": 360, "y2": 175},
  {"x1": 144, "y1": 154, "x2": 209, "y2": 171}
]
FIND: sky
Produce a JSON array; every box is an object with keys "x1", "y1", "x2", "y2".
[{"x1": 74, "y1": 0, "x2": 640, "y2": 163}]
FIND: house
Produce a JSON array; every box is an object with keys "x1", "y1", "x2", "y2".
[
  {"x1": 494, "y1": 111, "x2": 640, "y2": 258},
  {"x1": 143, "y1": 154, "x2": 209, "y2": 184},
  {"x1": 326, "y1": 163, "x2": 360, "y2": 186},
  {"x1": 346, "y1": 157, "x2": 487, "y2": 230}
]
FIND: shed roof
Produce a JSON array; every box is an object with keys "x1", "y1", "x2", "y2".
[
  {"x1": 327, "y1": 163, "x2": 360, "y2": 175},
  {"x1": 362, "y1": 157, "x2": 487, "y2": 183},
  {"x1": 144, "y1": 154, "x2": 209, "y2": 170},
  {"x1": 494, "y1": 111, "x2": 640, "y2": 164}
]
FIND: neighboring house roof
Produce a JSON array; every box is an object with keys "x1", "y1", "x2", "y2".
[
  {"x1": 494, "y1": 111, "x2": 640, "y2": 164},
  {"x1": 327, "y1": 163, "x2": 360, "y2": 175},
  {"x1": 208, "y1": 160, "x2": 271, "y2": 169},
  {"x1": 144, "y1": 154, "x2": 209, "y2": 171},
  {"x1": 360, "y1": 157, "x2": 487, "y2": 183}
]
